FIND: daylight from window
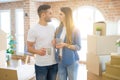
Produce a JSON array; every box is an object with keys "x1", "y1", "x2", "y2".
[
  {"x1": 15, "y1": 9, "x2": 24, "y2": 55},
  {"x1": 0, "y1": 10, "x2": 11, "y2": 48},
  {"x1": 73, "y1": 6, "x2": 105, "y2": 61},
  {"x1": 118, "y1": 20, "x2": 120, "y2": 34},
  {"x1": 0, "y1": 10, "x2": 11, "y2": 34}
]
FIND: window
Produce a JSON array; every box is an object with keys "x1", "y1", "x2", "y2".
[
  {"x1": 118, "y1": 20, "x2": 120, "y2": 34},
  {"x1": 15, "y1": 9, "x2": 24, "y2": 55},
  {"x1": 73, "y1": 6, "x2": 105, "y2": 61},
  {"x1": 0, "y1": 10, "x2": 11, "y2": 33},
  {"x1": 0, "y1": 10, "x2": 11, "y2": 48}
]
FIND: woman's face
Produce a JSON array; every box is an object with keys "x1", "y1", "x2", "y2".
[{"x1": 59, "y1": 11, "x2": 65, "y2": 22}]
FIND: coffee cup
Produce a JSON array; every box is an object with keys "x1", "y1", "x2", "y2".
[
  {"x1": 46, "y1": 48, "x2": 52, "y2": 55},
  {"x1": 56, "y1": 38, "x2": 62, "y2": 45}
]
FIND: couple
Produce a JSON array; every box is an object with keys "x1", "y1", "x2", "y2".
[{"x1": 27, "y1": 4, "x2": 81, "y2": 80}]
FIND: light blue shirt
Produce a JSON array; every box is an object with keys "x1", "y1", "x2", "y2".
[{"x1": 55, "y1": 26, "x2": 81, "y2": 66}]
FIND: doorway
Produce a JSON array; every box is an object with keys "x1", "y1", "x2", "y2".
[{"x1": 73, "y1": 6, "x2": 105, "y2": 62}]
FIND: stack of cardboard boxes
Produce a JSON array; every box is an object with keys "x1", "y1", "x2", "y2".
[
  {"x1": 103, "y1": 54, "x2": 120, "y2": 80},
  {"x1": 87, "y1": 35, "x2": 120, "y2": 77}
]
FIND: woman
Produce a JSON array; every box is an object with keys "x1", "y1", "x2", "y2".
[{"x1": 55, "y1": 7, "x2": 81, "y2": 80}]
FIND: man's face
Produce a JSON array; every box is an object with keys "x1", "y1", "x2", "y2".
[{"x1": 44, "y1": 9, "x2": 52, "y2": 22}]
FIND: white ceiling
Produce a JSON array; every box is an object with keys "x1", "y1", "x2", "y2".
[
  {"x1": 0, "y1": 0, "x2": 66, "y2": 3},
  {"x1": 36, "y1": 0, "x2": 66, "y2": 2},
  {"x1": 0, "y1": 0, "x2": 22, "y2": 3}
]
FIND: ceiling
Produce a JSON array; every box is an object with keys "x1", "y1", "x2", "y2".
[
  {"x1": 0, "y1": 0, "x2": 22, "y2": 3},
  {"x1": 0, "y1": 0, "x2": 66, "y2": 3},
  {"x1": 36, "y1": 0, "x2": 66, "y2": 2}
]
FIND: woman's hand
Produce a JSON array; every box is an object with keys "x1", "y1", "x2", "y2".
[{"x1": 56, "y1": 43, "x2": 67, "y2": 48}]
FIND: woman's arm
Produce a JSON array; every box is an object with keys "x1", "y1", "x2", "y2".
[
  {"x1": 65, "y1": 28, "x2": 81, "y2": 51},
  {"x1": 73, "y1": 29, "x2": 81, "y2": 51},
  {"x1": 55, "y1": 28, "x2": 81, "y2": 51}
]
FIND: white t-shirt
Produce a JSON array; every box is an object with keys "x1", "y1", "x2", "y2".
[{"x1": 27, "y1": 23, "x2": 56, "y2": 66}]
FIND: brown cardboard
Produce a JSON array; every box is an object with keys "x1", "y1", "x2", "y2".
[
  {"x1": 87, "y1": 35, "x2": 120, "y2": 55},
  {"x1": 0, "y1": 68, "x2": 18, "y2": 80},
  {"x1": 103, "y1": 72, "x2": 120, "y2": 80},
  {"x1": 87, "y1": 35, "x2": 120, "y2": 76},
  {"x1": 0, "y1": 65, "x2": 35, "y2": 80},
  {"x1": 87, "y1": 53, "x2": 101, "y2": 76},
  {"x1": 111, "y1": 54, "x2": 120, "y2": 65},
  {"x1": 106, "y1": 62, "x2": 120, "y2": 78}
]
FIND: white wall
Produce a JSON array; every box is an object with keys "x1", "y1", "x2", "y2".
[{"x1": 106, "y1": 21, "x2": 118, "y2": 35}]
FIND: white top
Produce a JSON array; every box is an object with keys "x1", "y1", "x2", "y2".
[
  {"x1": 59, "y1": 27, "x2": 66, "y2": 56},
  {"x1": 60, "y1": 27, "x2": 66, "y2": 41},
  {"x1": 27, "y1": 23, "x2": 56, "y2": 66}
]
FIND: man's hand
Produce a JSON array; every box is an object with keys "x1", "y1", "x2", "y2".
[{"x1": 36, "y1": 48, "x2": 46, "y2": 56}]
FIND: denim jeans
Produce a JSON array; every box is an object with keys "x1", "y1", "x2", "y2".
[
  {"x1": 35, "y1": 64, "x2": 58, "y2": 80},
  {"x1": 57, "y1": 61, "x2": 79, "y2": 80}
]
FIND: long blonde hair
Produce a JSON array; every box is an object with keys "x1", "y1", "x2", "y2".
[{"x1": 56, "y1": 7, "x2": 74, "y2": 44}]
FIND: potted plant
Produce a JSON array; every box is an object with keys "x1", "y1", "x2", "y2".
[
  {"x1": 6, "y1": 35, "x2": 16, "y2": 64},
  {"x1": 6, "y1": 35, "x2": 16, "y2": 54},
  {"x1": 116, "y1": 39, "x2": 120, "y2": 47},
  {"x1": 96, "y1": 26, "x2": 102, "y2": 36},
  {"x1": 116, "y1": 39, "x2": 120, "y2": 54}
]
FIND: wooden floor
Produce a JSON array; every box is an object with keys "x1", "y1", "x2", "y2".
[
  {"x1": 87, "y1": 72, "x2": 103, "y2": 80},
  {"x1": 30, "y1": 64, "x2": 103, "y2": 80}
]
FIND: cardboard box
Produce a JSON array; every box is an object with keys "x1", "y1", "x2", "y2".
[
  {"x1": 87, "y1": 35, "x2": 120, "y2": 55},
  {"x1": 0, "y1": 68, "x2": 18, "y2": 80}
]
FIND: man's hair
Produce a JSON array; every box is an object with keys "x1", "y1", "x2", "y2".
[{"x1": 37, "y1": 4, "x2": 51, "y2": 17}]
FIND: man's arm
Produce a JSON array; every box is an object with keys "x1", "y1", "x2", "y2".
[{"x1": 27, "y1": 41, "x2": 46, "y2": 56}]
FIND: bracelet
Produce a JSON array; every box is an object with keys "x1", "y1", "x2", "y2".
[{"x1": 67, "y1": 44, "x2": 71, "y2": 48}]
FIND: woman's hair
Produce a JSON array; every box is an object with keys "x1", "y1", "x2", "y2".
[{"x1": 56, "y1": 7, "x2": 74, "y2": 44}]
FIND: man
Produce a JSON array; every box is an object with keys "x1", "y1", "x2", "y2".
[{"x1": 27, "y1": 4, "x2": 58, "y2": 80}]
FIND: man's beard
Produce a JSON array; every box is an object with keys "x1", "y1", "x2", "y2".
[
  {"x1": 45, "y1": 17, "x2": 51, "y2": 22},
  {"x1": 46, "y1": 19, "x2": 51, "y2": 22}
]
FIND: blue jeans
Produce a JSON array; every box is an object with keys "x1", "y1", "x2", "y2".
[
  {"x1": 58, "y1": 61, "x2": 79, "y2": 80},
  {"x1": 35, "y1": 64, "x2": 58, "y2": 80}
]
